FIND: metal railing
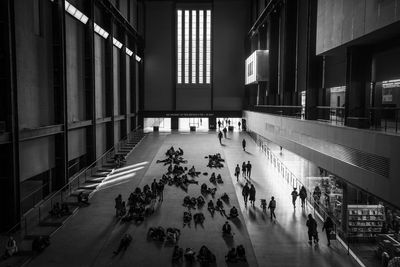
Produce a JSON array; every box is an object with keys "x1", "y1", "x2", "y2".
[
  {"x1": 250, "y1": 105, "x2": 303, "y2": 118},
  {"x1": 369, "y1": 107, "x2": 400, "y2": 133},
  {"x1": 4, "y1": 127, "x2": 143, "y2": 239},
  {"x1": 316, "y1": 106, "x2": 345, "y2": 125},
  {"x1": 252, "y1": 134, "x2": 352, "y2": 255}
]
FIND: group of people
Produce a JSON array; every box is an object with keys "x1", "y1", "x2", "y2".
[
  {"x1": 234, "y1": 160, "x2": 252, "y2": 181},
  {"x1": 172, "y1": 245, "x2": 216, "y2": 265},
  {"x1": 49, "y1": 202, "x2": 71, "y2": 218},
  {"x1": 114, "y1": 178, "x2": 165, "y2": 223},
  {"x1": 290, "y1": 186, "x2": 308, "y2": 209},
  {"x1": 241, "y1": 182, "x2": 256, "y2": 207},
  {"x1": 206, "y1": 153, "x2": 225, "y2": 168}
]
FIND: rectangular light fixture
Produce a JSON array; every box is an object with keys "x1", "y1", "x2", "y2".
[
  {"x1": 125, "y1": 47, "x2": 133, "y2": 57},
  {"x1": 93, "y1": 22, "x2": 109, "y2": 39},
  {"x1": 113, "y1": 37, "x2": 123, "y2": 49},
  {"x1": 135, "y1": 55, "x2": 141, "y2": 62},
  {"x1": 65, "y1": 1, "x2": 89, "y2": 25}
]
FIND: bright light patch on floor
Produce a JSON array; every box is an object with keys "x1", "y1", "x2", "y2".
[{"x1": 112, "y1": 161, "x2": 149, "y2": 173}]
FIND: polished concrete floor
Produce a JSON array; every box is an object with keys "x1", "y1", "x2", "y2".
[{"x1": 26, "y1": 131, "x2": 359, "y2": 267}]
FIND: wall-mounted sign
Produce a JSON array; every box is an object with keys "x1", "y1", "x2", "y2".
[{"x1": 245, "y1": 50, "x2": 269, "y2": 85}]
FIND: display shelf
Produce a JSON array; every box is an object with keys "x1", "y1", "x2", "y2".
[{"x1": 348, "y1": 205, "x2": 385, "y2": 240}]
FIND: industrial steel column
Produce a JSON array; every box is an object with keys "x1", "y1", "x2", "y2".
[
  {"x1": 105, "y1": 16, "x2": 114, "y2": 149},
  {"x1": 0, "y1": 0, "x2": 20, "y2": 231},
  {"x1": 52, "y1": 0, "x2": 68, "y2": 189},
  {"x1": 83, "y1": 0, "x2": 96, "y2": 164}
]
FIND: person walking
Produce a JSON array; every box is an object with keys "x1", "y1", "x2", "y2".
[
  {"x1": 238, "y1": 121, "x2": 241, "y2": 130},
  {"x1": 242, "y1": 139, "x2": 246, "y2": 151},
  {"x1": 299, "y1": 186, "x2": 307, "y2": 208},
  {"x1": 235, "y1": 164, "x2": 240, "y2": 182},
  {"x1": 242, "y1": 183, "x2": 250, "y2": 207},
  {"x1": 157, "y1": 181, "x2": 165, "y2": 202},
  {"x1": 218, "y1": 131, "x2": 223, "y2": 145},
  {"x1": 268, "y1": 196, "x2": 276, "y2": 221},
  {"x1": 306, "y1": 214, "x2": 319, "y2": 245},
  {"x1": 223, "y1": 127, "x2": 227, "y2": 138},
  {"x1": 218, "y1": 120, "x2": 221, "y2": 129},
  {"x1": 291, "y1": 188, "x2": 298, "y2": 209},
  {"x1": 242, "y1": 162, "x2": 247, "y2": 178},
  {"x1": 151, "y1": 179, "x2": 158, "y2": 197},
  {"x1": 115, "y1": 194, "x2": 122, "y2": 217},
  {"x1": 249, "y1": 184, "x2": 256, "y2": 207},
  {"x1": 322, "y1": 216, "x2": 334, "y2": 246},
  {"x1": 246, "y1": 161, "x2": 252, "y2": 179}
]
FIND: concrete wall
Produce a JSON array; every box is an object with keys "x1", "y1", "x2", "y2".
[
  {"x1": 316, "y1": 0, "x2": 400, "y2": 54},
  {"x1": 144, "y1": 1, "x2": 174, "y2": 111},
  {"x1": 66, "y1": 15, "x2": 86, "y2": 122},
  {"x1": 213, "y1": 0, "x2": 247, "y2": 110},
  {"x1": 144, "y1": 0, "x2": 249, "y2": 112},
  {"x1": 244, "y1": 110, "x2": 400, "y2": 208},
  {"x1": 95, "y1": 34, "x2": 107, "y2": 119}
]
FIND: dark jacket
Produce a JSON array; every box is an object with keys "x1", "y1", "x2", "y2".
[
  {"x1": 249, "y1": 186, "x2": 256, "y2": 201},
  {"x1": 306, "y1": 217, "x2": 318, "y2": 234}
]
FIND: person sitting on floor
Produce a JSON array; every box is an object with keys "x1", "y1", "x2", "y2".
[
  {"x1": 148, "y1": 227, "x2": 166, "y2": 241},
  {"x1": 228, "y1": 206, "x2": 239, "y2": 219},
  {"x1": 77, "y1": 191, "x2": 89, "y2": 205},
  {"x1": 236, "y1": 245, "x2": 247, "y2": 261},
  {"x1": 113, "y1": 234, "x2": 132, "y2": 255},
  {"x1": 184, "y1": 248, "x2": 196, "y2": 262},
  {"x1": 209, "y1": 172, "x2": 216, "y2": 183},
  {"x1": 60, "y1": 203, "x2": 71, "y2": 216},
  {"x1": 208, "y1": 200, "x2": 215, "y2": 216},
  {"x1": 197, "y1": 245, "x2": 216, "y2": 264},
  {"x1": 194, "y1": 212, "x2": 205, "y2": 225},
  {"x1": 49, "y1": 202, "x2": 61, "y2": 217},
  {"x1": 222, "y1": 221, "x2": 232, "y2": 236},
  {"x1": 221, "y1": 193, "x2": 229, "y2": 202},
  {"x1": 3, "y1": 236, "x2": 17, "y2": 259},
  {"x1": 201, "y1": 183, "x2": 208, "y2": 193},
  {"x1": 167, "y1": 164, "x2": 173, "y2": 174},
  {"x1": 197, "y1": 196, "x2": 205, "y2": 207},
  {"x1": 172, "y1": 245, "x2": 184, "y2": 262},
  {"x1": 225, "y1": 247, "x2": 237, "y2": 262},
  {"x1": 32, "y1": 236, "x2": 50, "y2": 253},
  {"x1": 216, "y1": 198, "x2": 226, "y2": 216},
  {"x1": 166, "y1": 228, "x2": 181, "y2": 244},
  {"x1": 216, "y1": 174, "x2": 223, "y2": 184},
  {"x1": 183, "y1": 211, "x2": 192, "y2": 227}
]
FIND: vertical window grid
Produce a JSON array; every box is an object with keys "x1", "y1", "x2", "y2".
[
  {"x1": 184, "y1": 10, "x2": 189, "y2": 84},
  {"x1": 199, "y1": 10, "x2": 204, "y2": 84},
  {"x1": 177, "y1": 10, "x2": 182, "y2": 84},
  {"x1": 177, "y1": 9, "x2": 211, "y2": 85},
  {"x1": 206, "y1": 10, "x2": 211, "y2": 84},
  {"x1": 191, "y1": 11, "x2": 197, "y2": 83}
]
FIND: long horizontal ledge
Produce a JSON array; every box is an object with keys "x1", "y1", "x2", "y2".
[
  {"x1": 19, "y1": 124, "x2": 63, "y2": 141},
  {"x1": 68, "y1": 120, "x2": 93, "y2": 130}
]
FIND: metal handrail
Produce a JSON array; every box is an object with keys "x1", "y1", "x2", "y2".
[
  {"x1": 256, "y1": 138, "x2": 350, "y2": 254},
  {"x1": 4, "y1": 126, "x2": 143, "y2": 236}
]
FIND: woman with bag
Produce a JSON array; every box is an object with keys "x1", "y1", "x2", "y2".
[{"x1": 322, "y1": 216, "x2": 334, "y2": 246}]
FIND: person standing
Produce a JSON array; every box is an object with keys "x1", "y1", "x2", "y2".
[
  {"x1": 322, "y1": 216, "x2": 334, "y2": 246},
  {"x1": 218, "y1": 131, "x2": 223, "y2": 145},
  {"x1": 242, "y1": 162, "x2": 247, "y2": 178},
  {"x1": 228, "y1": 119, "x2": 231, "y2": 126},
  {"x1": 235, "y1": 164, "x2": 240, "y2": 182},
  {"x1": 246, "y1": 161, "x2": 252, "y2": 179},
  {"x1": 268, "y1": 196, "x2": 276, "y2": 221},
  {"x1": 242, "y1": 183, "x2": 250, "y2": 207},
  {"x1": 242, "y1": 139, "x2": 246, "y2": 151},
  {"x1": 306, "y1": 214, "x2": 319, "y2": 245},
  {"x1": 299, "y1": 186, "x2": 307, "y2": 208},
  {"x1": 151, "y1": 179, "x2": 158, "y2": 197},
  {"x1": 223, "y1": 127, "x2": 227, "y2": 138},
  {"x1": 249, "y1": 184, "x2": 256, "y2": 207},
  {"x1": 238, "y1": 121, "x2": 241, "y2": 130},
  {"x1": 157, "y1": 181, "x2": 165, "y2": 202},
  {"x1": 291, "y1": 188, "x2": 298, "y2": 209},
  {"x1": 115, "y1": 194, "x2": 122, "y2": 217},
  {"x1": 218, "y1": 120, "x2": 221, "y2": 129}
]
